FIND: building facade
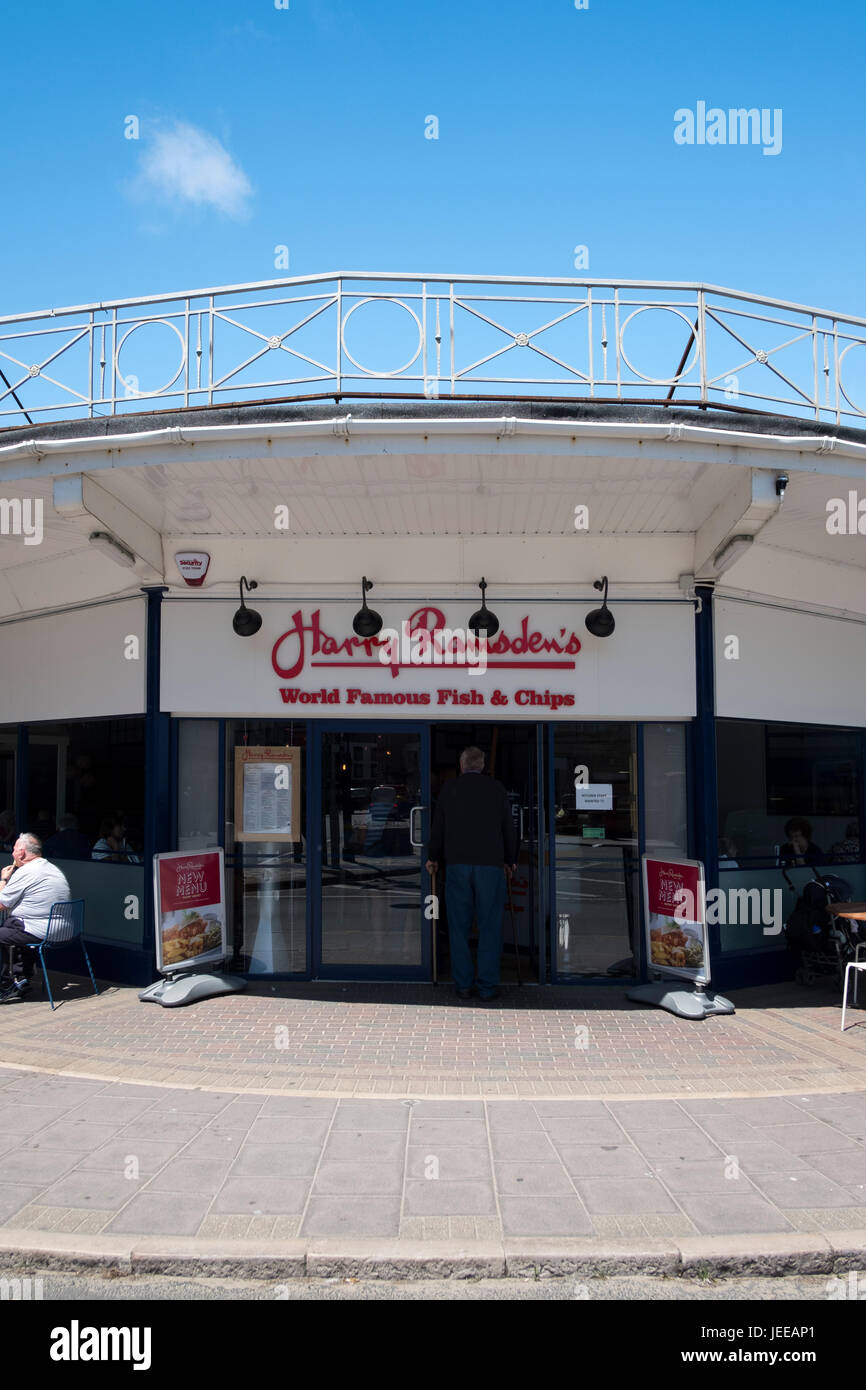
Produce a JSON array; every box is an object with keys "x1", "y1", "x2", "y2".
[{"x1": 2, "y1": 274, "x2": 865, "y2": 990}]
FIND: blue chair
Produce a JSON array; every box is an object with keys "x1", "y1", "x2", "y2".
[{"x1": 32, "y1": 900, "x2": 99, "y2": 1010}]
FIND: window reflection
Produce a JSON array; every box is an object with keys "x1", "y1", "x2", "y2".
[
  {"x1": 717, "y1": 720, "x2": 862, "y2": 868},
  {"x1": 552, "y1": 723, "x2": 639, "y2": 978}
]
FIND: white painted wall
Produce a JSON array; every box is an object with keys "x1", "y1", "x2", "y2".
[
  {"x1": 0, "y1": 598, "x2": 147, "y2": 723},
  {"x1": 715, "y1": 597, "x2": 866, "y2": 726}
]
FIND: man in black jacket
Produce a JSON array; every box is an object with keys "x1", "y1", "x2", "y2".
[{"x1": 426, "y1": 746, "x2": 518, "y2": 1001}]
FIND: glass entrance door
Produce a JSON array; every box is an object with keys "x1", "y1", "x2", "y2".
[
  {"x1": 551, "y1": 722, "x2": 639, "y2": 979},
  {"x1": 430, "y1": 724, "x2": 541, "y2": 983},
  {"x1": 316, "y1": 726, "x2": 430, "y2": 979}
]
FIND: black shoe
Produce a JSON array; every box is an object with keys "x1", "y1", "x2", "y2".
[
  {"x1": 455, "y1": 987, "x2": 475, "y2": 1000},
  {"x1": 0, "y1": 980, "x2": 28, "y2": 1004},
  {"x1": 478, "y1": 987, "x2": 500, "y2": 1002}
]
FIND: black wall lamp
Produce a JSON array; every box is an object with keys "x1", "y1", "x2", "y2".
[
  {"x1": 352, "y1": 577, "x2": 383, "y2": 637},
  {"x1": 232, "y1": 576, "x2": 262, "y2": 636},
  {"x1": 585, "y1": 576, "x2": 615, "y2": 638},
  {"x1": 468, "y1": 577, "x2": 500, "y2": 638}
]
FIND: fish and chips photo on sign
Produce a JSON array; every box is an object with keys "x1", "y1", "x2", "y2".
[
  {"x1": 154, "y1": 849, "x2": 226, "y2": 974},
  {"x1": 642, "y1": 855, "x2": 708, "y2": 983}
]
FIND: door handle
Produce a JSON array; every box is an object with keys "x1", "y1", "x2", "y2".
[{"x1": 410, "y1": 805, "x2": 424, "y2": 848}]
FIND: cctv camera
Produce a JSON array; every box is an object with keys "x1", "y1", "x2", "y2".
[{"x1": 775, "y1": 474, "x2": 788, "y2": 498}]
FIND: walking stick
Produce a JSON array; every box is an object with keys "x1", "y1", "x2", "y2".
[
  {"x1": 507, "y1": 868, "x2": 522, "y2": 986},
  {"x1": 431, "y1": 866, "x2": 439, "y2": 985}
]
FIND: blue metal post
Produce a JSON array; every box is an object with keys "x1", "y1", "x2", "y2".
[
  {"x1": 15, "y1": 724, "x2": 28, "y2": 832},
  {"x1": 694, "y1": 584, "x2": 720, "y2": 960},
  {"x1": 141, "y1": 586, "x2": 170, "y2": 970}
]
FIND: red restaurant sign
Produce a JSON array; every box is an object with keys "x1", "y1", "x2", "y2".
[{"x1": 272, "y1": 605, "x2": 581, "y2": 680}]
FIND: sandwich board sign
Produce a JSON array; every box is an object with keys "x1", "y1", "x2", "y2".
[
  {"x1": 642, "y1": 855, "x2": 709, "y2": 984},
  {"x1": 628, "y1": 855, "x2": 735, "y2": 1019},
  {"x1": 152, "y1": 849, "x2": 226, "y2": 975}
]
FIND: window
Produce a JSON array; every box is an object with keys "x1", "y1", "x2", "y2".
[
  {"x1": 178, "y1": 720, "x2": 220, "y2": 851},
  {"x1": 552, "y1": 723, "x2": 638, "y2": 978},
  {"x1": 717, "y1": 720, "x2": 862, "y2": 867},
  {"x1": 225, "y1": 720, "x2": 307, "y2": 974},
  {"x1": 24, "y1": 719, "x2": 145, "y2": 860}
]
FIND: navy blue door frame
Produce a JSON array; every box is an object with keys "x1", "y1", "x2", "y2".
[
  {"x1": 545, "y1": 719, "x2": 697, "y2": 985},
  {"x1": 310, "y1": 721, "x2": 432, "y2": 981},
  {"x1": 205, "y1": 713, "x2": 702, "y2": 986},
  {"x1": 693, "y1": 585, "x2": 720, "y2": 963},
  {"x1": 142, "y1": 586, "x2": 171, "y2": 973}
]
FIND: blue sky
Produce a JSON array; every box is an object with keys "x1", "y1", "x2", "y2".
[{"x1": 1, "y1": 0, "x2": 863, "y2": 318}]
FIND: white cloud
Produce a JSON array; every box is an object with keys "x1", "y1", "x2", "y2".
[{"x1": 136, "y1": 121, "x2": 252, "y2": 219}]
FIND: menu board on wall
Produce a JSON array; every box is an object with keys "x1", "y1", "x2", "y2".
[{"x1": 234, "y1": 746, "x2": 301, "y2": 842}]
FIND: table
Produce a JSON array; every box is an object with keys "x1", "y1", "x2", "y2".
[{"x1": 828, "y1": 905, "x2": 866, "y2": 1029}]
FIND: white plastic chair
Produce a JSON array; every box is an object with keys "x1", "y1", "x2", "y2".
[{"x1": 840, "y1": 943, "x2": 866, "y2": 1031}]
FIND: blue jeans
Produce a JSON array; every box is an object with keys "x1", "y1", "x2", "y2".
[{"x1": 445, "y1": 864, "x2": 505, "y2": 992}]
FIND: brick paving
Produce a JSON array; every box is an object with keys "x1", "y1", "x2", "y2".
[
  {"x1": 0, "y1": 976, "x2": 863, "y2": 1247},
  {"x1": 0, "y1": 977, "x2": 863, "y2": 1099}
]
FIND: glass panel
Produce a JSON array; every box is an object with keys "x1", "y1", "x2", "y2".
[
  {"x1": 718, "y1": 720, "x2": 861, "y2": 869},
  {"x1": 643, "y1": 723, "x2": 688, "y2": 856},
  {"x1": 226, "y1": 721, "x2": 307, "y2": 974},
  {"x1": 178, "y1": 720, "x2": 220, "y2": 850},
  {"x1": 321, "y1": 731, "x2": 422, "y2": 968},
  {"x1": 23, "y1": 719, "x2": 145, "y2": 860},
  {"x1": 552, "y1": 723, "x2": 638, "y2": 977},
  {"x1": 0, "y1": 728, "x2": 16, "y2": 848},
  {"x1": 52, "y1": 859, "x2": 146, "y2": 946},
  {"x1": 716, "y1": 863, "x2": 804, "y2": 955},
  {"x1": 430, "y1": 723, "x2": 535, "y2": 983}
]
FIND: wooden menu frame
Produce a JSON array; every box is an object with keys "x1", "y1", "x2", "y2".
[{"x1": 234, "y1": 746, "x2": 301, "y2": 843}]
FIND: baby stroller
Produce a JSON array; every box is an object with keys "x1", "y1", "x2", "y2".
[{"x1": 784, "y1": 869, "x2": 865, "y2": 988}]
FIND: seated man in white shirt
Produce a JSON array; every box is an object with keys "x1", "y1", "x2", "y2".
[{"x1": 0, "y1": 832, "x2": 71, "y2": 1002}]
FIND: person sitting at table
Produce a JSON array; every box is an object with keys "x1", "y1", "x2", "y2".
[
  {"x1": 718, "y1": 835, "x2": 739, "y2": 868},
  {"x1": 831, "y1": 822, "x2": 860, "y2": 864},
  {"x1": 92, "y1": 814, "x2": 139, "y2": 863},
  {"x1": 43, "y1": 813, "x2": 91, "y2": 862},
  {"x1": 0, "y1": 832, "x2": 70, "y2": 1001},
  {"x1": 780, "y1": 817, "x2": 823, "y2": 867}
]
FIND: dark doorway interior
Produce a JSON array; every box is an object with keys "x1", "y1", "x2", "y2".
[{"x1": 431, "y1": 724, "x2": 539, "y2": 984}]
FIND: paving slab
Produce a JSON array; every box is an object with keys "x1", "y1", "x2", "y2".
[
  {"x1": 558, "y1": 1144, "x2": 652, "y2": 1178},
  {"x1": 233, "y1": 1143, "x2": 321, "y2": 1178},
  {"x1": 147, "y1": 1158, "x2": 234, "y2": 1194},
  {"x1": 675, "y1": 1194, "x2": 796, "y2": 1235},
  {"x1": 499, "y1": 1196, "x2": 594, "y2": 1237},
  {"x1": 104, "y1": 1192, "x2": 214, "y2": 1236},
  {"x1": 36, "y1": 1172, "x2": 145, "y2": 1210},
  {"x1": 0, "y1": 979, "x2": 865, "y2": 1272},
  {"x1": 312, "y1": 1161, "x2": 405, "y2": 1195},
  {"x1": 211, "y1": 1177, "x2": 309, "y2": 1215},
  {"x1": 300, "y1": 1197, "x2": 402, "y2": 1237},
  {"x1": 749, "y1": 1171, "x2": 862, "y2": 1209},
  {"x1": 406, "y1": 1146, "x2": 492, "y2": 1181},
  {"x1": 494, "y1": 1163, "x2": 575, "y2": 1195}
]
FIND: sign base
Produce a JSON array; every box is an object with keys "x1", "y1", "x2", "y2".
[
  {"x1": 139, "y1": 972, "x2": 247, "y2": 1008},
  {"x1": 627, "y1": 982, "x2": 735, "y2": 1019}
]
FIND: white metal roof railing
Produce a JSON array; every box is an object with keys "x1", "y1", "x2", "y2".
[{"x1": 1, "y1": 272, "x2": 865, "y2": 427}]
